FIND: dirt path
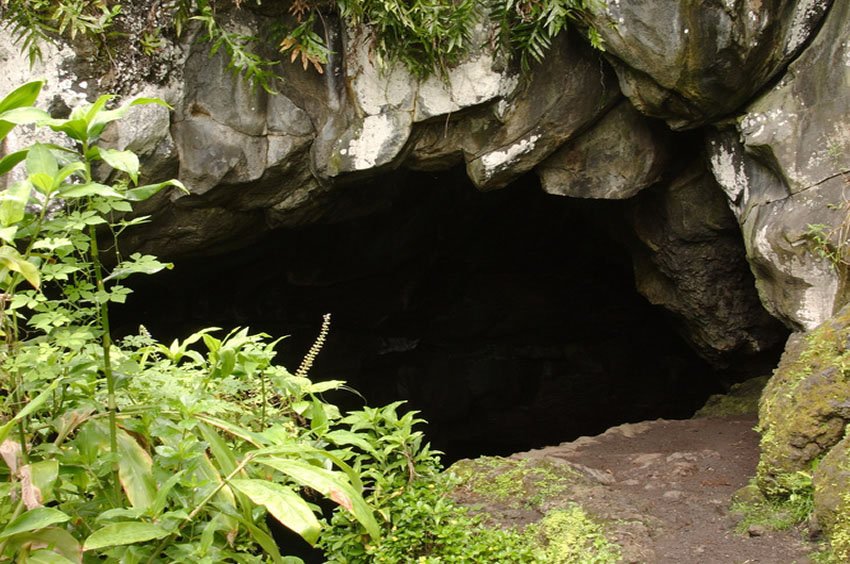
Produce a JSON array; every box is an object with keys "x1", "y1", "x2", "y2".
[{"x1": 514, "y1": 417, "x2": 818, "y2": 563}]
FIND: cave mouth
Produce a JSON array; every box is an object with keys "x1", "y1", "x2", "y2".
[{"x1": 116, "y1": 167, "x2": 735, "y2": 462}]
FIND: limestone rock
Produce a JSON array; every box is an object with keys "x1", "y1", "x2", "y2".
[
  {"x1": 626, "y1": 160, "x2": 786, "y2": 364},
  {"x1": 312, "y1": 19, "x2": 517, "y2": 181},
  {"x1": 756, "y1": 305, "x2": 850, "y2": 492},
  {"x1": 587, "y1": 0, "x2": 833, "y2": 129},
  {"x1": 707, "y1": 1, "x2": 850, "y2": 330},
  {"x1": 465, "y1": 36, "x2": 619, "y2": 190},
  {"x1": 537, "y1": 101, "x2": 669, "y2": 199}
]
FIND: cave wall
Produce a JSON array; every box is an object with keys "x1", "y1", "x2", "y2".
[{"x1": 0, "y1": 1, "x2": 847, "y2": 363}]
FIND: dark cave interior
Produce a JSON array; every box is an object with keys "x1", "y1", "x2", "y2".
[{"x1": 114, "y1": 167, "x2": 776, "y2": 462}]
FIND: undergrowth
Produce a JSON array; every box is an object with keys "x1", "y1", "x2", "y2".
[
  {"x1": 730, "y1": 472, "x2": 814, "y2": 548},
  {"x1": 0, "y1": 79, "x2": 623, "y2": 561}
]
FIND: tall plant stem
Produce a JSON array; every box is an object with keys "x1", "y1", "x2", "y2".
[
  {"x1": 89, "y1": 223, "x2": 119, "y2": 497},
  {"x1": 5, "y1": 198, "x2": 54, "y2": 466}
]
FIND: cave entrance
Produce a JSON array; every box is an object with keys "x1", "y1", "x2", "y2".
[{"x1": 116, "y1": 167, "x2": 732, "y2": 462}]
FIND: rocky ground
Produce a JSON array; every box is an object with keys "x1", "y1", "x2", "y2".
[{"x1": 451, "y1": 414, "x2": 824, "y2": 563}]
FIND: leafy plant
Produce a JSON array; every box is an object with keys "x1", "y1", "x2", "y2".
[
  {"x1": 1, "y1": 0, "x2": 604, "y2": 90},
  {"x1": 0, "y1": 81, "x2": 387, "y2": 561},
  {"x1": 490, "y1": 0, "x2": 604, "y2": 72},
  {"x1": 322, "y1": 476, "x2": 540, "y2": 563},
  {"x1": 731, "y1": 473, "x2": 815, "y2": 535}
]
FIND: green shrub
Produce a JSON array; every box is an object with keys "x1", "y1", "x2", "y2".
[{"x1": 0, "y1": 80, "x2": 387, "y2": 561}]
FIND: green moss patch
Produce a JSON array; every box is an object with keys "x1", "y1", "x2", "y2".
[
  {"x1": 757, "y1": 306, "x2": 850, "y2": 494},
  {"x1": 450, "y1": 456, "x2": 582, "y2": 511},
  {"x1": 695, "y1": 375, "x2": 769, "y2": 418}
]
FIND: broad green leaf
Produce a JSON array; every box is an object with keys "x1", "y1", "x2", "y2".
[
  {"x1": 103, "y1": 253, "x2": 172, "y2": 283},
  {"x1": 0, "y1": 380, "x2": 59, "y2": 443},
  {"x1": 197, "y1": 421, "x2": 238, "y2": 475},
  {"x1": 95, "y1": 508, "x2": 143, "y2": 522},
  {"x1": 54, "y1": 161, "x2": 86, "y2": 185},
  {"x1": 0, "y1": 81, "x2": 43, "y2": 114},
  {"x1": 233, "y1": 514, "x2": 284, "y2": 563},
  {"x1": 96, "y1": 148, "x2": 139, "y2": 183},
  {"x1": 254, "y1": 458, "x2": 380, "y2": 540},
  {"x1": 28, "y1": 459, "x2": 59, "y2": 505},
  {"x1": 306, "y1": 380, "x2": 345, "y2": 394},
  {"x1": 195, "y1": 414, "x2": 263, "y2": 446},
  {"x1": 116, "y1": 428, "x2": 156, "y2": 510},
  {"x1": 26, "y1": 143, "x2": 58, "y2": 178},
  {"x1": 125, "y1": 178, "x2": 187, "y2": 202},
  {"x1": 83, "y1": 522, "x2": 168, "y2": 551},
  {"x1": 148, "y1": 470, "x2": 185, "y2": 517},
  {"x1": 28, "y1": 172, "x2": 54, "y2": 194},
  {"x1": 0, "y1": 180, "x2": 32, "y2": 227},
  {"x1": 129, "y1": 97, "x2": 172, "y2": 110},
  {"x1": 0, "y1": 82, "x2": 47, "y2": 139},
  {"x1": 0, "y1": 226, "x2": 17, "y2": 243},
  {"x1": 0, "y1": 508, "x2": 70, "y2": 540},
  {"x1": 0, "y1": 149, "x2": 28, "y2": 176},
  {"x1": 230, "y1": 479, "x2": 322, "y2": 546},
  {"x1": 3, "y1": 527, "x2": 81, "y2": 563},
  {"x1": 84, "y1": 421, "x2": 156, "y2": 510},
  {"x1": 324, "y1": 430, "x2": 377, "y2": 455},
  {"x1": 0, "y1": 106, "x2": 51, "y2": 126},
  {"x1": 0, "y1": 245, "x2": 40, "y2": 289},
  {"x1": 84, "y1": 94, "x2": 116, "y2": 126},
  {"x1": 58, "y1": 182, "x2": 123, "y2": 200},
  {"x1": 44, "y1": 118, "x2": 88, "y2": 142},
  {"x1": 194, "y1": 453, "x2": 242, "y2": 526},
  {"x1": 217, "y1": 347, "x2": 236, "y2": 379},
  {"x1": 25, "y1": 550, "x2": 77, "y2": 564}
]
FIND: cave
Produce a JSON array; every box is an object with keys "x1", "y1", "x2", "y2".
[{"x1": 114, "y1": 166, "x2": 781, "y2": 462}]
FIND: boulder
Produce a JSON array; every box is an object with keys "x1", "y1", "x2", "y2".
[
  {"x1": 813, "y1": 432, "x2": 850, "y2": 560},
  {"x1": 626, "y1": 159, "x2": 786, "y2": 364},
  {"x1": 464, "y1": 35, "x2": 620, "y2": 190},
  {"x1": 587, "y1": 0, "x2": 833, "y2": 129},
  {"x1": 756, "y1": 305, "x2": 850, "y2": 493},
  {"x1": 311, "y1": 18, "x2": 517, "y2": 181},
  {"x1": 536, "y1": 101, "x2": 670, "y2": 199},
  {"x1": 707, "y1": 0, "x2": 850, "y2": 330}
]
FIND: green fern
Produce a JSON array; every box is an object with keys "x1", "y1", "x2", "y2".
[{"x1": 0, "y1": 0, "x2": 603, "y2": 87}]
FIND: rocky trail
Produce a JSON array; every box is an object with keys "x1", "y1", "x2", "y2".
[{"x1": 454, "y1": 416, "x2": 823, "y2": 563}]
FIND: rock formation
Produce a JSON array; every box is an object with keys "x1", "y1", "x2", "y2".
[{"x1": 2, "y1": 0, "x2": 850, "y2": 545}]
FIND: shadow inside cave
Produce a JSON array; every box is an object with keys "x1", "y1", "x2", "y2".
[{"x1": 113, "y1": 166, "x2": 781, "y2": 463}]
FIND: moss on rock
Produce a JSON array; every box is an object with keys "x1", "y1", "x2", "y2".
[
  {"x1": 450, "y1": 456, "x2": 582, "y2": 511},
  {"x1": 756, "y1": 304, "x2": 850, "y2": 495},
  {"x1": 814, "y1": 431, "x2": 850, "y2": 560},
  {"x1": 447, "y1": 456, "x2": 621, "y2": 562},
  {"x1": 695, "y1": 375, "x2": 769, "y2": 418}
]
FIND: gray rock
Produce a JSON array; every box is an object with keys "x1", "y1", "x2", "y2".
[
  {"x1": 465, "y1": 35, "x2": 619, "y2": 190},
  {"x1": 707, "y1": 1, "x2": 850, "y2": 330},
  {"x1": 587, "y1": 0, "x2": 833, "y2": 129},
  {"x1": 626, "y1": 159, "x2": 786, "y2": 363},
  {"x1": 813, "y1": 432, "x2": 850, "y2": 532},
  {"x1": 312, "y1": 17, "x2": 516, "y2": 181},
  {"x1": 537, "y1": 101, "x2": 669, "y2": 199},
  {"x1": 813, "y1": 433, "x2": 850, "y2": 558},
  {"x1": 757, "y1": 306, "x2": 850, "y2": 492}
]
